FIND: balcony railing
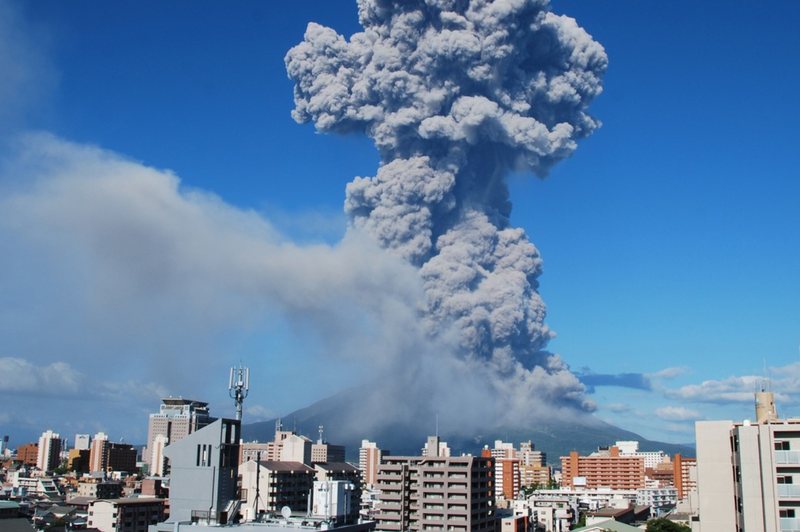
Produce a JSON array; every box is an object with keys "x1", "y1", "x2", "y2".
[
  {"x1": 778, "y1": 485, "x2": 800, "y2": 498},
  {"x1": 781, "y1": 517, "x2": 800, "y2": 531},
  {"x1": 776, "y1": 451, "x2": 800, "y2": 464}
]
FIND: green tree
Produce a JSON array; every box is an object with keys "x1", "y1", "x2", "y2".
[{"x1": 645, "y1": 517, "x2": 691, "y2": 532}]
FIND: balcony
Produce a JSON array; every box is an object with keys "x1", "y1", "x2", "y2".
[
  {"x1": 781, "y1": 517, "x2": 800, "y2": 531},
  {"x1": 776, "y1": 451, "x2": 800, "y2": 464},
  {"x1": 778, "y1": 485, "x2": 800, "y2": 498}
]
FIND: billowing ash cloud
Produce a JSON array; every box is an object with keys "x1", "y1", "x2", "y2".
[{"x1": 286, "y1": 0, "x2": 607, "y2": 424}]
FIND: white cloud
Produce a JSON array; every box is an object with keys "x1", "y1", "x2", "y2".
[
  {"x1": 245, "y1": 404, "x2": 278, "y2": 423},
  {"x1": 663, "y1": 374, "x2": 792, "y2": 405},
  {"x1": 604, "y1": 403, "x2": 632, "y2": 414},
  {"x1": 647, "y1": 366, "x2": 689, "y2": 380},
  {"x1": 655, "y1": 406, "x2": 703, "y2": 421},
  {"x1": 0, "y1": 357, "x2": 84, "y2": 397}
]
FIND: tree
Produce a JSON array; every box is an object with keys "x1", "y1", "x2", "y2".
[{"x1": 645, "y1": 517, "x2": 691, "y2": 532}]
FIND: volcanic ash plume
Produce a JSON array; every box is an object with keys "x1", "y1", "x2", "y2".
[{"x1": 286, "y1": 0, "x2": 607, "y2": 422}]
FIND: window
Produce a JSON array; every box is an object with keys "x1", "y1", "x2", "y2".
[
  {"x1": 776, "y1": 441, "x2": 791, "y2": 451},
  {"x1": 780, "y1": 509, "x2": 796, "y2": 518}
]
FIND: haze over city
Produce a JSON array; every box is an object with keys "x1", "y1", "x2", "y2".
[{"x1": 0, "y1": 0, "x2": 798, "y2": 448}]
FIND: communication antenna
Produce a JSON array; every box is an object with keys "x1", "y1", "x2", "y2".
[{"x1": 229, "y1": 362, "x2": 250, "y2": 421}]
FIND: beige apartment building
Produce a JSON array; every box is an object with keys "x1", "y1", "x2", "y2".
[
  {"x1": 87, "y1": 498, "x2": 165, "y2": 532},
  {"x1": 144, "y1": 398, "x2": 211, "y2": 469},
  {"x1": 375, "y1": 437, "x2": 495, "y2": 532}
]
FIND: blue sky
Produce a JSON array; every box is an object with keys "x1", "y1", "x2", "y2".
[{"x1": 0, "y1": 0, "x2": 798, "y2": 449}]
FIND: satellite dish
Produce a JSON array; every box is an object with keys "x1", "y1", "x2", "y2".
[{"x1": 281, "y1": 506, "x2": 292, "y2": 520}]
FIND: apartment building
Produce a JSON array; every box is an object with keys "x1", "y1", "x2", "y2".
[
  {"x1": 672, "y1": 453, "x2": 697, "y2": 501},
  {"x1": 359, "y1": 440, "x2": 386, "y2": 488},
  {"x1": 240, "y1": 460, "x2": 317, "y2": 520},
  {"x1": 312, "y1": 442, "x2": 346, "y2": 464},
  {"x1": 520, "y1": 464, "x2": 551, "y2": 488},
  {"x1": 163, "y1": 418, "x2": 241, "y2": 525},
  {"x1": 17, "y1": 443, "x2": 39, "y2": 466},
  {"x1": 144, "y1": 398, "x2": 212, "y2": 467},
  {"x1": 37, "y1": 430, "x2": 62, "y2": 472},
  {"x1": 89, "y1": 432, "x2": 138, "y2": 474},
  {"x1": 560, "y1": 447, "x2": 645, "y2": 490},
  {"x1": 375, "y1": 437, "x2": 495, "y2": 532},
  {"x1": 696, "y1": 416, "x2": 800, "y2": 531},
  {"x1": 88, "y1": 498, "x2": 165, "y2": 532}
]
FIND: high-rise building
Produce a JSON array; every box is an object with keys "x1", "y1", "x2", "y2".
[
  {"x1": 240, "y1": 441, "x2": 269, "y2": 465},
  {"x1": 312, "y1": 442, "x2": 346, "y2": 464},
  {"x1": 422, "y1": 435, "x2": 451, "y2": 457},
  {"x1": 672, "y1": 453, "x2": 697, "y2": 500},
  {"x1": 162, "y1": 418, "x2": 240, "y2": 525},
  {"x1": 560, "y1": 446, "x2": 645, "y2": 490},
  {"x1": 359, "y1": 440, "x2": 386, "y2": 488},
  {"x1": 37, "y1": 430, "x2": 62, "y2": 472},
  {"x1": 17, "y1": 442, "x2": 39, "y2": 466},
  {"x1": 375, "y1": 437, "x2": 495, "y2": 532},
  {"x1": 149, "y1": 434, "x2": 169, "y2": 476},
  {"x1": 240, "y1": 460, "x2": 317, "y2": 520},
  {"x1": 88, "y1": 432, "x2": 137, "y2": 475},
  {"x1": 696, "y1": 417, "x2": 800, "y2": 531},
  {"x1": 144, "y1": 398, "x2": 212, "y2": 466},
  {"x1": 281, "y1": 434, "x2": 313, "y2": 464},
  {"x1": 74, "y1": 434, "x2": 91, "y2": 450},
  {"x1": 90, "y1": 432, "x2": 109, "y2": 474},
  {"x1": 693, "y1": 386, "x2": 800, "y2": 531},
  {"x1": 518, "y1": 441, "x2": 546, "y2": 467},
  {"x1": 482, "y1": 440, "x2": 548, "y2": 496}
]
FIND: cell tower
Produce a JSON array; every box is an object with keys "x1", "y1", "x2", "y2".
[{"x1": 229, "y1": 363, "x2": 250, "y2": 422}]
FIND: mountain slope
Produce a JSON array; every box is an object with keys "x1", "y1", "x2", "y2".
[{"x1": 241, "y1": 388, "x2": 694, "y2": 463}]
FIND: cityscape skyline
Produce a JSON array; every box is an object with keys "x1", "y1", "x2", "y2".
[{"x1": 1, "y1": 0, "x2": 799, "y2": 447}]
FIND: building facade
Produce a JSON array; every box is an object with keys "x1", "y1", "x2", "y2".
[
  {"x1": 375, "y1": 440, "x2": 495, "y2": 532},
  {"x1": 144, "y1": 398, "x2": 212, "y2": 467},
  {"x1": 17, "y1": 443, "x2": 39, "y2": 466},
  {"x1": 37, "y1": 431, "x2": 62, "y2": 472},
  {"x1": 359, "y1": 440, "x2": 385, "y2": 488},
  {"x1": 560, "y1": 447, "x2": 645, "y2": 490},
  {"x1": 163, "y1": 418, "x2": 240, "y2": 525},
  {"x1": 695, "y1": 417, "x2": 800, "y2": 531},
  {"x1": 88, "y1": 498, "x2": 165, "y2": 532},
  {"x1": 240, "y1": 460, "x2": 317, "y2": 520}
]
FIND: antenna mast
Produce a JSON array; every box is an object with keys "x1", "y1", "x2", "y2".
[{"x1": 229, "y1": 363, "x2": 250, "y2": 421}]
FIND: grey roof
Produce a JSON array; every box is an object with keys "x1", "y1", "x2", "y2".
[
  {"x1": 572, "y1": 519, "x2": 644, "y2": 532},
  {"x1": 259, "y1": 461, "x2": 316, "y2": 473},
  {"x1": 90, "y1": 498, "x2": 167, "y2": 506},
  {"x1": 66, "y1": 496, "x2": 96, "y2": 506},
  {"x1": 315, "y1": 462, "x2": 359, "y2": 472},
  {"x1": 1, "y1": 519, "x2": 35, "y2": 532}
]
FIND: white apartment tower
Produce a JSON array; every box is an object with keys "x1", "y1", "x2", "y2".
[
  {"x1": 37, "y1": 430, "x2": 62, "y2": 472},
  {"x1": 149, "y1": 434, "x2": 169, "y2": 476},
  {"x1": 695, "y1": 388, "x2": 798, "y2": 531}
]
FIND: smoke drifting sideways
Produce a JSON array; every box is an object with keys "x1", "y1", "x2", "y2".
[{"x1": 286, "y1": 0, "x2": 607, "y2": 432}]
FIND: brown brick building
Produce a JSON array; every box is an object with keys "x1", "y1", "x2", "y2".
[{"x1": 560, "y1": 446, "x2": 645, "y2": 490}]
